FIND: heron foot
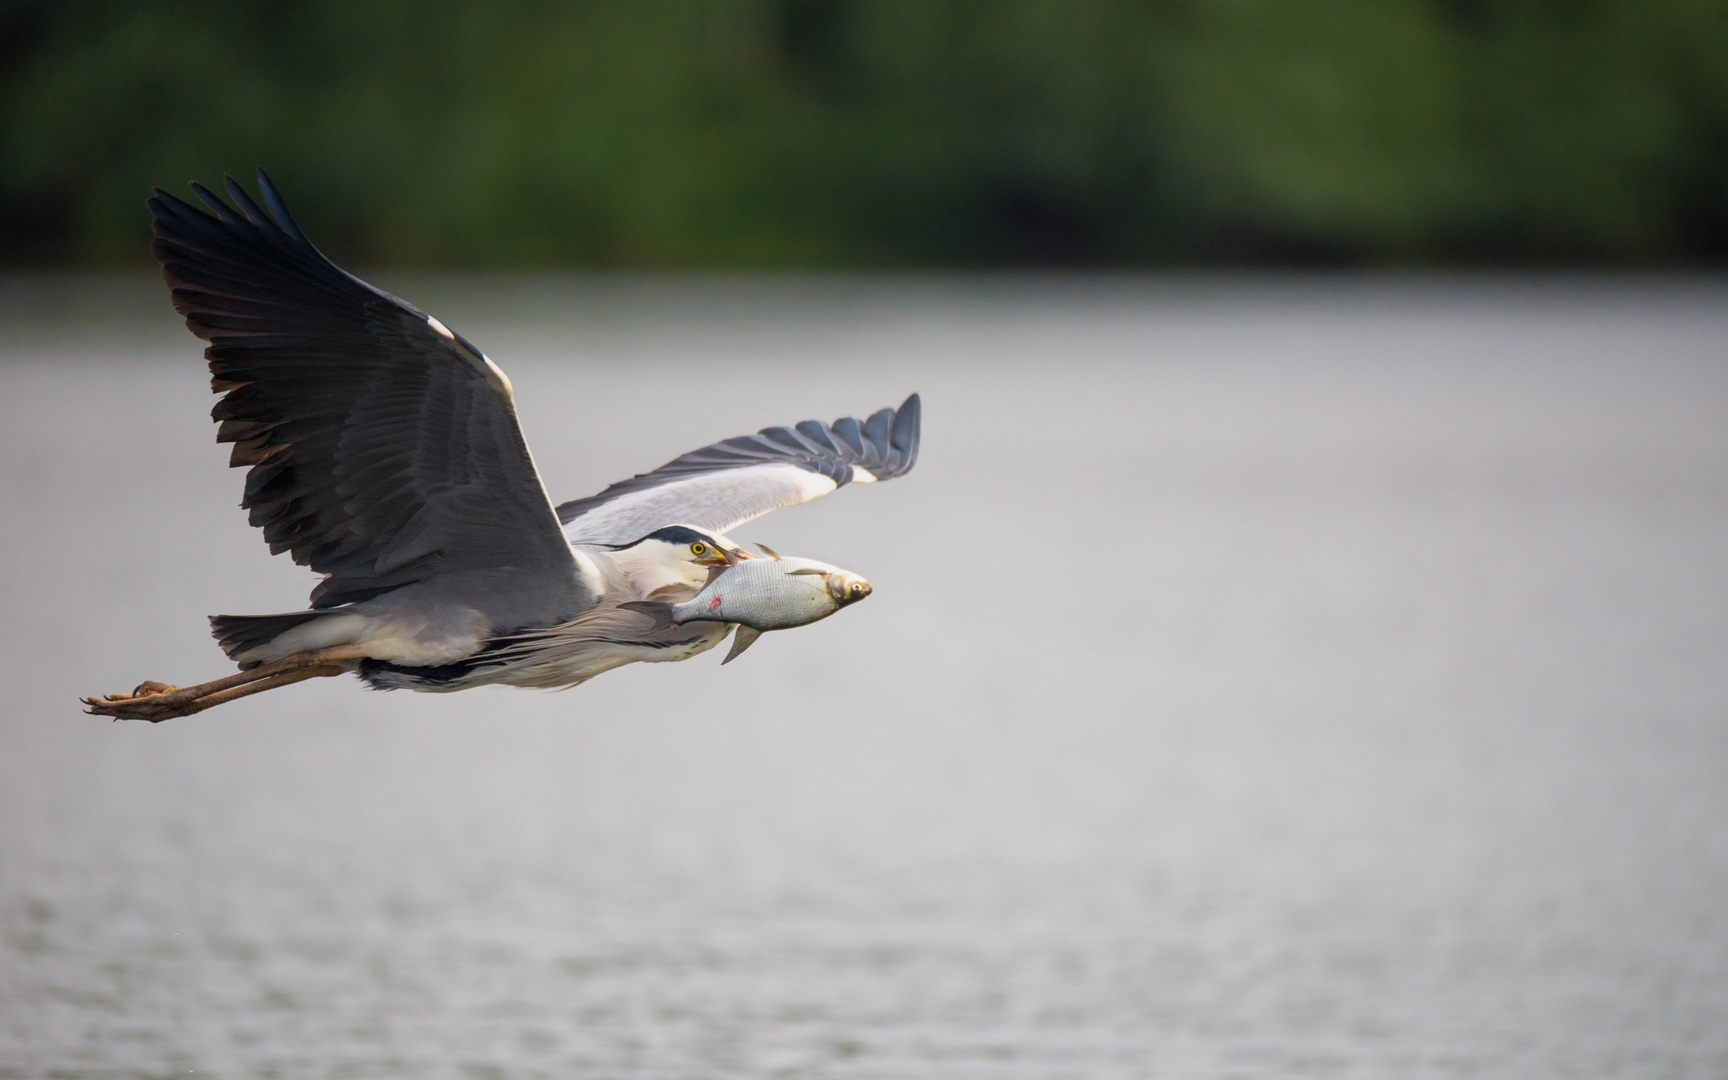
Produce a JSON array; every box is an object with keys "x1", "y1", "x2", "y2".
[
  {"x1": 81, "y1": 647, "x2": 366, "y2": 722},
  {"x1": 83, "y1": 681, "x2": 208, "y2": 722}
]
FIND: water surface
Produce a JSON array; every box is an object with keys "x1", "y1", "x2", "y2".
[{"x1": 2, "y1": 276, "x2": 1726, "y2": 1077}]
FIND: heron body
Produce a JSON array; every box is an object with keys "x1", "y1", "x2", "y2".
[
  {"x1": 226, "y1": 524, "x2": 749, "y2": 693},
  {"x1": 83, "y1": 170, "x2": 919, "y2": 721}
]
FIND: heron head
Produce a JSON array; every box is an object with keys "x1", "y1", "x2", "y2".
[
  {"x1": 826, "y1": 570, "x2": 873, "y2": 608},
  {"x1": 608, "y1": 525, "x2": 739, "y2": 586}
]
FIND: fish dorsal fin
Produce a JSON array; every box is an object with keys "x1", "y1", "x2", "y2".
[
  {"x1": 722, "y1": 625, "x2": 763, "y2": 664},
  {"x1": 702, "y1": 563, "x2": 728, "y2": 588},
  {"x1": 757, "y1": 543, "x2": 781, "y2": 559}
]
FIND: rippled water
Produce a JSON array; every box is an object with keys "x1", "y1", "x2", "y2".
[{"x1": 2, "y1": 276, "x2": 1726, "y2": 1078}]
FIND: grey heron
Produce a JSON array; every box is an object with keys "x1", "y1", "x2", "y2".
[{"x1": 82, "y1": 171, "x2": 919, "y2": 722}]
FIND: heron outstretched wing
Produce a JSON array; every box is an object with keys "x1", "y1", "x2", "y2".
[
  {"x1": 558, "y1": 394, "x2": 920, "y2": 546},
  {"x1": 150, "y1": 171, "x2": 586, "y2": 619}
]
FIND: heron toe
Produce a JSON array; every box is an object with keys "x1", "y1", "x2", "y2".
[
  {"x1": 82, "y1": 696, "x2": 169, "y2": 722},
  {"x1": 83, "y1": 678, "x2": 224, "y2": 721},
  {"x1": 82, "y1": 685, "x2": 185, "y2": 721}
]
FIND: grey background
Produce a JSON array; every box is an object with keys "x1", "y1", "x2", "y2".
[{"x1": 3, "y1": 278, "x2": 1726, "y2": 1077}]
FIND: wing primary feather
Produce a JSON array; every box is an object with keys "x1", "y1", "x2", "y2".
[
  {"x1": 890, "y1": 394, "x2": 920, "y2": 463},
  {"x1": 761, "y1": 426, "x2": 818, "y2": 454},
  {"x1": 189, "y1": 183, "x2": 249, "y2": 228},
  {"x1": 794, "y1": 420, "x2": 838, "y2": 452},
  {"x1": 829, "y1": 416, "x2": 866, "y2": 457},
  {"x1": 221, "y1": 175, "x2": 283, "y2": 237},
  {"x1": 253, "y1": 169, "x2": 311, "y2": 244},
  {"x1": 862, "y1": 408, "x2": 892, "y2": 458}
]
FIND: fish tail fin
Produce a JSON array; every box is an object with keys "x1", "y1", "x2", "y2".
[{"x1": 618, "y1": 601, "x2": 677, "y2": 633}]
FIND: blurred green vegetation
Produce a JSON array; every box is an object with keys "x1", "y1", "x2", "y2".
[{"x1": 4, "y1": 0, "x2": 1726, "y2": 267}]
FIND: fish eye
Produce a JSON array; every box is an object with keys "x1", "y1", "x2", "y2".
[{"x1": 691, "y1": 543, "x2": 707, "y2": 556}]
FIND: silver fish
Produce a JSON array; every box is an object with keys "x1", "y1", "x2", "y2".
[{"x1": 620, "y1": 550, "x2": 872, "y2": 663}]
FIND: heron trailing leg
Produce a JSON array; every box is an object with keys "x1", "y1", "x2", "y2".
[{"x1": 82, "y1": 645, "x2": 368, "y2": 722}]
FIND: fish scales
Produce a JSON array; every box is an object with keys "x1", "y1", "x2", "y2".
[
  {"x1": 676, "y1": 555, "x2": 868, "y2": 630},
  {"x1": 618, "y1": 553, "x2": 872, "y2": 664}
]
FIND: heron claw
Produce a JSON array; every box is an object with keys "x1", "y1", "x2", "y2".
[
  {"x1": 80, "y1": 649, "x2": 361, "y2": 722},
  {"x1": 81, "y1": 684, "x2": 188, "y2": 722}
]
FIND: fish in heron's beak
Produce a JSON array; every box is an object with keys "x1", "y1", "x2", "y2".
[
  {"x1": 619, "y1": 553, "x2": 874, "y2": 665},
  {"x1": 623, "y1": 555, "x2": 869, "y2": 633}
]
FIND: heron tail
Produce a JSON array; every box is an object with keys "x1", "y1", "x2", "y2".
[{"x1": 208, "y1": 611, "x2": 329, "y2": 665}]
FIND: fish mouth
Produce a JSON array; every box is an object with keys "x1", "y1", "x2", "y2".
[{"x1": 828, "y1": 573, "x2": 873, "y2": 607}]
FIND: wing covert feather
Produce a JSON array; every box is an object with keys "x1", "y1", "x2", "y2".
[{"x1": 559, "y1": 395, "x2": 919, "y2": 546}]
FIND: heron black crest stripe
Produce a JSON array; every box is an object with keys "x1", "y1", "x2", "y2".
[{"x1": 604, "y1": 525, "x2": 726, "y2": 551}]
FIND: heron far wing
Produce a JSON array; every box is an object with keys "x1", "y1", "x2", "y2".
[
  {"x1": 557, "y1": 394, "x2": 920, "y2": 547},
  {"x1": 149, "y1": 170, "x2": 586, "y2": 620}
]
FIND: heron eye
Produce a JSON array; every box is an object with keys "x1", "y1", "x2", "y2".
[{"x1": 691, "y1": 543, "x2": 706, "y2": 556}]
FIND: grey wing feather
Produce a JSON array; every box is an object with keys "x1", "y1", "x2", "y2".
[
  {"x1": 558, "y1": 394, "x2": 920, "y2": 546},
  {"x1": 150, "y1": 170, "x2": 588, "y2": 625}
]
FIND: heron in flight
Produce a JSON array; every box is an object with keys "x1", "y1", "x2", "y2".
[{"x1": 83, "y1": 171, "x2": 919, "y2": 722}]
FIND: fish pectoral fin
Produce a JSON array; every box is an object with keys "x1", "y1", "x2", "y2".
[
  {"x1": 756, "y1": 543, "x2": 781, "y2": 559},
  {"x1": 619, "y1": 601, "x2": 677, "y2": 633},
  {"x1": 784, "y1": 567, "x2": 827, "y2": 576},
  {"x1": 721, "y1": 626, "x2": 763, "y2": 665}
]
